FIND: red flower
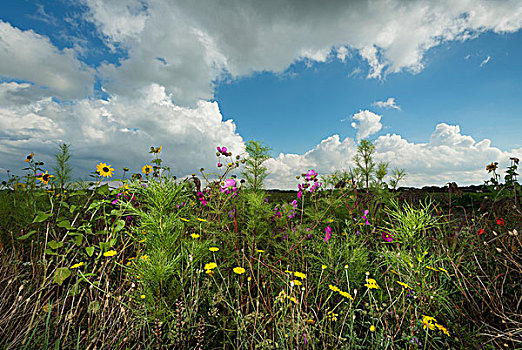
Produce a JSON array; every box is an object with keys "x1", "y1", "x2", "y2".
[
  {"x1": 496, "y1": 218, "x2": 505, "y2": 226},
  {"x1": 477, "y1": 229, "x2": 484, "y2": 235}
]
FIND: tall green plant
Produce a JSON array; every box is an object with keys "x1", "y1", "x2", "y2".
[
  {"x1": 353, "y1": 139, "x2": 377, "y2": 193},
  {"x1": 53, "y1": 143, "x2": 72, "y2": 192},
  {"x1": 241, "y1": 140, "x2": 271, "y2": 192}
]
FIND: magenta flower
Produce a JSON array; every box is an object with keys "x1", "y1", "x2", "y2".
[
  {"x1": 221, "y1": 178, "x2": 237, "y2": 194},
  {"x1": 217, "y1": 162, "x2": 222, "y2": 167},
  {"x1": 297, "y1": 190, "x2": 302, "y2": 199},
  {"x1": 362, "y1": 209, "x2": 370, "y2": 225},
  {"x1": 291, "y1": 200, "x2": 297, "y2": 209},
  {"x1": 324, "y1": 225, "x2": 332, "y2": 243},
  {"x1": 382, "y1": 232, "x2": 394, "y2": 242},
  {"x1": 305, "y1": 169, "x2": 317, "y2": 181}
]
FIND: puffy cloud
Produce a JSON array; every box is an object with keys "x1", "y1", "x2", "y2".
[
  {"x1": 373, "y1": 97, "x2": 401, "y2": 110},
  {"x1": 0, "y1": 83, "x2": 244, "y2": 181},
  {"x1": 264, "y1": 122, "x2": 517, "y2": 190},
  {"x1": 0, "y1": 20, "x2": 95, "y2": 100},
  {"x1": 350, "y1": 110, "x2": 383, "y2": 141},
  {"x1": 82, "y1": 0, "x2": 522, "y2": 106}
]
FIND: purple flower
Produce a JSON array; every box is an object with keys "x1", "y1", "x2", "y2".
[
  {"x1": 324, "y1": 225, "x2": 332, "y2": 243},
  {"x1": 305, "y1": 169, "x2": 317, "y2": 181},
  {"x1": 217, "y1": 162, "x2": 222, "y2": 167},
  {"x1": 297, "y1": 190, "x2": 302, "y2": 199},
  {"x1": 382, "y1": 232, "x2": 394, "y2": 242},
  {"x1": 228, "y1": 209, "x2": 236, "y2": 218},
  {"x1": 291, "y1": 200, "x2": 297, "y2": 209},
  {"x1": 303, "y1": 333, "x2": 307, "y2": 346}
]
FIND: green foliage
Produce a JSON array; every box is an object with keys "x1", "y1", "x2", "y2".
[
  {"x1": 52, "y1": 143, "x2": 72, "y2": 192},
  {"x1": 241, "y1": 140, "x2": 271, "y2": 192}
]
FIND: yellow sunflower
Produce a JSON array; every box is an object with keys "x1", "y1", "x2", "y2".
[
  {"x1": 25, "y1": 152, "x2": 34, "y2": 163},
  {"x1": 37, "y1": 171, "x2": 55, "y2": 185},
  {"x1": 486, "y1": 162, "x2": 498, "y2": 172},
  {"x1": 142, "y1": 165, "x2": 153, "y2": 174},
  {"x1": 97, "y1": 163, "x2": 114, "y2": 178}
]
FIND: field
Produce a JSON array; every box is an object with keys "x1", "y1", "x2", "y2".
[{"x1": 0, "y1": 148, "x2": 521, "y2": 349}]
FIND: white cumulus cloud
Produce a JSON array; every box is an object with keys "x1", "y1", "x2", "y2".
[
  {"x1": 373, "y1": 97, "x2": 401, "y2": 110},
  {"x1": 350, "y1": 110, "x2": 383, "y2": 141}
]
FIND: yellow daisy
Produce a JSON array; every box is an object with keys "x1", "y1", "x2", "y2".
[
  {"x1": 204, "y1": 262, "x2": 217, "y2": 270},
  {"x1": 142, "y1": 165, "x2": 152, "y2": 174},
  {"x1": 209, "y1": 247, "x2": 219, "y2": 252},
  {"x1": 103, "y1": 250, "x2": 117, "y2": 257},
  {"x1": 191, "y1": 233, "x2": 200, "y2": 239},
  {"x1": 233, "y1": 267, "x2": 246, "y2": 275},
  {"x1": 71, "y1": 262, "x2": 84, "y2": 269}
]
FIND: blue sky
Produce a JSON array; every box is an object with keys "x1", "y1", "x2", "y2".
[{"x1": 1, "y1": 1, "x2": 522, "y2": 189}]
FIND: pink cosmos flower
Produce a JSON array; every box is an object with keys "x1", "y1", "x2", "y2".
[
  {"x1": 382, "y1": 232, "x2": 394, "y2": 242},
  {"x1": 324, "y1": 225, "x2": 332, "y2": 243},
  {"x1": 221, "y1": 178, "x2": 237, "y2": 194},
  {"x1": 297, "y1": 190, "x2": 302, "y2": 199}
]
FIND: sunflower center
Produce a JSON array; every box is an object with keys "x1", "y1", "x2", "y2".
[
  {"x1": 103, "y1": 167, "x2": 109, "y2": 172},
  {"x1": 43, "y1": 174, "x2": 50, "y2": 181}
]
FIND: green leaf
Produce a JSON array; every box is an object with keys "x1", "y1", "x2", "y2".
[
  {"x1": 75, "y1": 235, "x2": 84, "y2": 246},
  {"x1": 48, "y1": 240, "x2": 63, "y2": 250},
  {"x1": 53, "y1": 267, "x2": 71, "y2": 286},
  {"x1": 17, "y1": 230, "x2": 36, "y2": 240},
  {"x1": 109, "y1": 237, "x2": 117, "y2": 247},
  {"x1": 110, "y1": 209, "x2": 122, "y2": 216},
  {"x1": 114, "y1": 219, "x2": 125, "y2": 233},
  {"x1": 33, "y1": 211, "x2": 51, "y2": 223},
  {"x1": 97, "y1": 184, "x2": 109, "y2": 195},
  {"x1": 45, "y1": 248, "x2": 57, "y2": 255},
  {"x1": 85, "y1": 246, "x2": 95, "y2": 257},
  {"x1": 69, "y1": 205, "x2": 77, "y2": 214},
  {"x1": 57, "y1": 219, "x2": 74, "y2": 230}
]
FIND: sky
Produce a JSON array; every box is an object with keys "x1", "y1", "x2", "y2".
[{"x1": 1, "y1": 0, "x2": 522, "y2": 190}]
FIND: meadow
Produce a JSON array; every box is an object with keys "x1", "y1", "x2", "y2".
[{"x1": 0, "y1": 144, "x2": 520, "y2": 349}]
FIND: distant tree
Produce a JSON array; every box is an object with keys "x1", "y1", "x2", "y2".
[
  {"x1": 53, "y1": 143, "x2": 73, "y2": 192},
  {"x1": 241, "y1": 140, "x2": 271, "y2": 192}
]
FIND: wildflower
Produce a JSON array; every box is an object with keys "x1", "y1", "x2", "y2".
[
  {"x1": 339, "y1": 290, "x2": 354, "y2": 300},
  {"x1": 140, "y1": 294, "x2": 146, "y2": 299},
  {"x1": 364, "y1": 278, "x2": 380, "y2": 289},
  {"x1": 421, "y1": 315, "x2": 437, "y2": 331},
  {"x1": 142, "y1": 165, "x2": 152, "y2": 174},
  {"x1": 477, "y1": 228, "x2": 485, "y2": 235},
  {"x1": 233, "y1": 267, "x2": 246, "y2": 275},
  {"x1": 425, "y1": 266, "x2": 439, "y2": 272},
  {"x1": 256, "y1": 249, "x2": 265, "y2": 253},
  {"x1": 438, "y1": 267, "x2": 449, "y2": 274},
  {"x1": 209, "y1": 247, "x2": 219, "y2": 252},
  {"x1": 140, "y1": 255, "x2": 149, "y2": 261},
  {"x1": 496, "y1": 217, "x2": 505, "y2": 226},
  {"x1": 512, "y1": 157, "x2": 519, "y2": 165},
  {"x1": 37, "y1": 171, "x2": 55, "y2": 185},
  {"x1": 328, "y1": 285, "x2": 340, "y2": 292},
  {"x1": 293, "y1": 271, "x2": 306, "y2": 279},
  {"x1": 370, "y1": 325, "x2": 376, "y2": 332},
  {"x1": 204, "y1": 262, "x2": 217, "y2": 270},
  {"x1": 382, "y1": 232, "x2": 394, "y2": 242},
  {"x1": 327, "y1": 310, "x2": 338, "y2": 321},
  {"x1": 152, "y1": 146, "x2": 162, "y2": 154},
  {"x1": 396, "y1": 281, "x2": 413, "y2": 290},
  {"x1": 191, "y1": 233, "x2": 200, "y2": 239},
  {"x1": 96, "y1": 163, "x2": 114, "y2": 178},
  {"x1": 290, "y1": 297, "x2": 297, "y2": 304},
  {"x1": 71, "y1": 262, "x2": 84, "y2": 269},
  {"x1": 180, "y1": 217, "x2": 189, "y2": 222},
  {"x1": 297, "y1": 190, "x2": 303, "y2": 199},
  {"x1": 435, "y1": 323, "x2": 451, "y2": 336},
  {"x1": 321, "y1": 264, "x2": 327, "y2": 270},
  {"x1": 221, "y1": 179, "x2": 237, "y2": 194},
  {"x1": 197, "y1": 218, "x2": 207, "y2": 222},
  {"x1": 103, "y1": 250, "x2": 117, "y2": 257},
  {"x1": 25, "y1": 152, "x2": 34, "y2": 162},
  {"x1": 486, "y1": 162, "x2": 498, "y2": 172},
  {"x1": 324, "y1": 225, "x2": 332, "y2": 243},
  {"x1": 138, "y1": 239, "x2": 146, "y2": 243},
  {"x1": 291, "y1": 280, "x2": 302, "y2": 286}
]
